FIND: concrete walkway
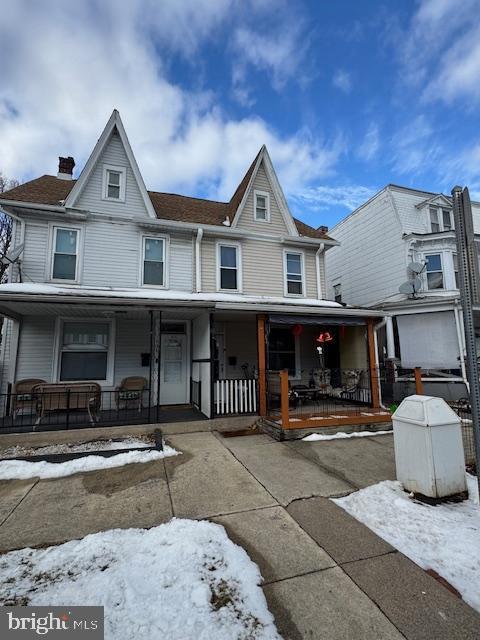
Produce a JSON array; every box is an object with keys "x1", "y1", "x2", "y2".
[{"x1": 0, "y1": 425, "x2": 479, "y2": 639}]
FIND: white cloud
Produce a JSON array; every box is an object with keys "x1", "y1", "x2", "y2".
[
  {"x1": 332, "y1": 70, "x2": 352, "y2": 94},
  {"x1": 396, "y1": 0, "x2": 480, "y2": 104},
  {"x1": 390, "y1": 115, "x2": 440, "y2": 175},
  {"x1": 0, "y1": 0, "x2": 341, "y2": 202},
  {"x1": 358, "y1": 123, "x2": 380, "y2": 161},
  {"x1": 290, "y1": 185, "x2": 376, "y2": 212}
]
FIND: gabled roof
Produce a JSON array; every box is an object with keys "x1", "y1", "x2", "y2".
[
  {"x1": 65, "y1": 110, "x2": 157, "y2": 218},
  {"x1": 415, "y1": 193, "x2": 452, "y2": 210}
]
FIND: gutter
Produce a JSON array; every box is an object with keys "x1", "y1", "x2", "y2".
[
  {"x1": 315, "y1": 243, "x2": 324, "y2": 298},
  {"x1": 373, "y1": 316, "x2": 389, "y2": 409},
  {"x1": 453, "y1": 299, "x2": 469, "y2": 393},
  {"x1": 195, "y1": 228, "x2": 203, "y2": 293}
]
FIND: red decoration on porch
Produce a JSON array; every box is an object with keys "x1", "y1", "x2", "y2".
[
  {"x1": 340, "y1": 325, "x2": 345, "y2": 338},
  {"x1": 316, "y1": 331, "x2": 333, "y2": 343},
  {"x1": 292, "y1": 324, "x2": 303, "y2": 337}
]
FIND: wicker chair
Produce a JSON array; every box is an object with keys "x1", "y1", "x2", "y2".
[
  {"x1": 11, "y1": 378, "x2": 46, "y2": 420},
  {"x1": 115, "y1": 376, "x2": 148, "y2": 412}
]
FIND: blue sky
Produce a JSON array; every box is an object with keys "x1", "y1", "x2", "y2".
[{"x1": 1, "y1": 0, "x2": 480, "y2": 230}]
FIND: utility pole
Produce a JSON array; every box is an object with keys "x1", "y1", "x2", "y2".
[{"x1": 451, "y1": 186, "x2": 480, "y2": 494}]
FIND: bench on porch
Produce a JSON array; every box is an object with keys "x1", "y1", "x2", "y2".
[{"x1": 32, "y1": 382, "x2": 102, "y2": 425}]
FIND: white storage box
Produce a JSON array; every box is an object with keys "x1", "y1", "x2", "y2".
[{"x1": 392, "y1": 395, "x2": 466, "y2": 498}]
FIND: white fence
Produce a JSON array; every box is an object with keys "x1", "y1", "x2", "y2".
[{"x1": 214, "y1": 378, "x2": 258, "y2": 415}]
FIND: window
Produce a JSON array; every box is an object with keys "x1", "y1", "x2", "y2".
[
  {"x1": 442, "y1": 209, "x2": 453, "y2": 231},
  {"x1": 429, "y1": 206, "x2": 453, "y2": 233},
  {"x1": 102, "y1": 164, "x2": 126, "y2": 201},
  {"x1": 284, "y1": 251, "x2": 304, "y2": 295},
  {"x1": 143, "y1": 237, "x2": 166, "y2": 286},
  {"x1": 425, "y1": 254, "x2": 444, "y2": 290},
  {"x1": 453, "y1": 253, "x2": 459, "y2": 289},
  {"x1": 58, "y1": 321, "x2": 112, "y2": 382},
  {"x1": 218, "y1": 243, "x2": 240, "y2": 291},
  {"x1": 429, "y1": 207, "x2": 440, "y2": 233},
  {"x1": 52, "y1": 227, "x2": 79, "y2": 281},
  {"x1": 333, "y1": 283, "x2": 342, "y2": 303},
  {"x1": 269, "y1": 327, "x2": 298, "y2": 376},
  {"x1": 254, "y1": 190, "x2": 270, "y2": 222}
]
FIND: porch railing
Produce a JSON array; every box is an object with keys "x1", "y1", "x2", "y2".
[
  {"x1": 214, "y1": 378, "x2": 258, "y2": 415},
  {"x1": 191, "y1": 379, "x2": 201, "y2": 412},
  {"x1": 0, "y1": 388, "x2": 160, "y2": 433}
]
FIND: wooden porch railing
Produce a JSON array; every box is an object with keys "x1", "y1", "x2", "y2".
[{"x1": 214, "y1": 378, "x2": 258, "y2": 415}]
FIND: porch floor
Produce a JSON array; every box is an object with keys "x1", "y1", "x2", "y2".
[
  {"x1": 0, "y1": 404, "x2": 205, "y2": 435},
  {"x1": 267, "y1": 403, "x2": 392, "y2": 431}
]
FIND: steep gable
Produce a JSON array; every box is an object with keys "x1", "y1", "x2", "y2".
[
  {"x1": 231, "y1": 147, "x2": 298, "y2": 236},
  {"x1": 66, "y1": 110, "x2": 156, "y2": 218}
]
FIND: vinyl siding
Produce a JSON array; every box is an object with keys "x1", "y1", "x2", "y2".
[
  {"x1": 21, "y1": 221, "x2": 49, "y2": 282},
  {"x1": 16, "y1": 316, "x2": 55, "y2": 382},
  {"x1": 222, "y1": 319, "x2": 258, "y2": 378},
  {"x1": 235, "y1": 161, "x2": 290, "y2": 235},
  {"x1": 201, "y1": 236, "x2": 321, "y2": 298},
  {"x1": 113, "y1": 317, "x2": 151, "y2": 387},
  {"x1": 76, "y1": 131, "x2": 149, "y2": 217},
  {"x1": 326, "y1": 190, "x2": 406, "y2": 307}
]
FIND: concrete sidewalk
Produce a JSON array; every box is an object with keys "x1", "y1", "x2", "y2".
[{"x1": 0, "y1": 426, "x2": 478, "y2": 639}]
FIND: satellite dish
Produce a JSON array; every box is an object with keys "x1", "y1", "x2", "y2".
[
  {"x1": 412, "y1": 277, "x2": 422, "y2": 291},
  {"x1": 399, "y1": 281, "x2": 415, "y2": 295},
  {"x1": 408, "y1": 261, "x2": 425, "y2": 274},
  {"x1": 1, "y1": 243, "x2": 25, "y2": 265}
]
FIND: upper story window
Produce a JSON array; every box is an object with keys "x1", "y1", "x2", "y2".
[
  {"x1": 425, "y1": 253, "x2": 444, "y2": 290},
  {"x1": 143, "y1": 236, "x2": 166, "y2": 287},
  {"x1": 254, "y1": 190, "x2": 270, "y2": 222},
  {"x1": 453, "y1": 253, "x2": 459, "y2": 289},
  {"x1": 102, "y1": 164, "x2": 126, "y2": 202},
  {"x1": 429, "y1": 206, "x2": 453, "y2": 233},
  {"x1": 284, "y1": 251, "x2": 304, "y2": 296},
  {"x1": 51, "y1": 227, "x2": 79, "y2": 281},
  {"x1": 217, "y1": 242, "x2": 241, "y2": 291},
  {"x1": 333, "y1": 283, "x2": 342, "y2": 303}
]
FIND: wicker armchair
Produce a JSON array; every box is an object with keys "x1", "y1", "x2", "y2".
[
  {"x1": 11, "y1": 379, "x2": 46, "y2": 419},
  {"x1": 115, "y1": 376, "x2": 148, "y2": 412}
]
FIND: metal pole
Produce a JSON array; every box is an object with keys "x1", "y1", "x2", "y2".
[{"x1": 451, "y1": 186, "x2": 480, "y2": 494}]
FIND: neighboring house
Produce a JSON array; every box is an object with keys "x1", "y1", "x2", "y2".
[
  {"x1": 0, "y1": 110, "x2": 387, "y2": 432},
  {"x1": 326, "y1": 183, "x2": 480, "y2": 400}
]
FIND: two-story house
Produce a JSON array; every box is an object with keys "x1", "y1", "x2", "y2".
[
  {"x1": 0, "y1": 110, "x2": 388, "y2": 433},
  {"x1": 326, "y1": 184, "x2": 480, "y2": 400}
]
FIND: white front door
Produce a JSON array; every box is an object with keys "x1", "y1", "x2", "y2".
[{"x1": 160, "y1": 333, "x2": 188, "y2": 405}]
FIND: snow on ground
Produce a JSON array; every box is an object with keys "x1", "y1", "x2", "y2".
[
  {"x1": 303, "y1": 430, "x2": 392, "y2": 441},
  {"x1": 0, "y1": 519, "x2": 280, "y2": 640},
  {"x1": 333, "y1": 474, "x2": 480, "y2": 612},
  {"x1": 1, "y1": 436, "x2": 153, "y2": 459},
  {"x1": 0, "y1": 446, "x2": 179, "y2": 480}
]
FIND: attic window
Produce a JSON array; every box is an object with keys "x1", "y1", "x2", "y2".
[
  {"x1": 103, "y1": 164, "x2": 126, "y2": 202},
  {"x1": 254, "y1": 190, "x2": 270, "y2": 222},
  {"x1": 429, "y1": 206, "x2": 453, "y2": 233}
]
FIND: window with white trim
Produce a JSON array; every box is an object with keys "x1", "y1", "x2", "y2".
[
  {"x1": 52, "y1": 227, "x2": 79, "y2": 281},
  {"x1": 285, "y1": 251, "x2": 304, "y2": 295},
  {"x1": 425, "y1": 253, "x2": 444, "y2": 290},
  {"x1": 429, "y1": 206, "x2": 453, "y2": 232},
  {"x1": 143, "y1": 237, "x2": 166, "y2": 286},
  {"x1": 453, "y1": 253, "x2": 459, "y2": 289},
  {"x1": 59, "y1": 320, "x2": 111, "y2": 381},
  {"x1": 254, "y1": 190, "x2": 270, "y2": 222},
  {"x1": 102, "y1": 165, "x2": 126, "y2": 201},
  {"x1": 218, "y1": 243, "x2": 240, "y2": 290},
  {"x1": 333, "y1": 283, "x2": 342, "y2": 303}
]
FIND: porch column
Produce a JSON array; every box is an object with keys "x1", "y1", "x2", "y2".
[
  {"x1": 257, "y1": 314, "x2": 267, "y2": 417},
  {"x1": 151, "y1": 310, "x2": 161, "y2": 406},
  {"x1": 367, "y1": 318, "x2": 380, "y2": 408}
]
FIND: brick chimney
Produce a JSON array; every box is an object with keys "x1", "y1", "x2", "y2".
[
  {"x1": 57, "y1": 156, "x2": 75, "y2": 180},
  {"x1": 317, "y1": 225, "x2": 328, "y2": 234}
]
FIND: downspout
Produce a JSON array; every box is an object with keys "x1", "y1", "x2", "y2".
[
  {"x1": 315, "y1": 243, "x2": 325, "y2": 299},
  {"x1": 373, "y1": 316, "x2": 389, "y2": 409},
  {"x1": 195, "y1": 228, "x2": 203, "y2": 293},
  {"x1": 453, "y1": 299, "x2": 469, "y2": 393}
]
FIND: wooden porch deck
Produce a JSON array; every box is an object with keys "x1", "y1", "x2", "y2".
[{"x1": 268, "y1": 406, "x2": 392, "y2": 430}]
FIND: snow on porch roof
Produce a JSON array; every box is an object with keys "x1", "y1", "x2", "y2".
[{"x1": 0, "y1": 283, "x2": 385, "y2": 317}]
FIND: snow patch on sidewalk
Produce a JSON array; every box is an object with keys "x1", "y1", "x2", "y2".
[
  {"x1": 1, "y1": 437, "x2": 152, "y2": 459},
  {"x1": 0, "y1": 519, "x2": 281, "y2": 640},
  {"x1": 333, "y1": 474, "x2": 480, "y2": 612},
  {"x1": 303, "y1": 429, "x2": 392, "y2": 441},
  {"x1": 0, "y1": 446, "x2": 178, "y2": 480}
]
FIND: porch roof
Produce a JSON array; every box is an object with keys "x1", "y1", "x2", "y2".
[{"x1": 0, "y1": 283, "x2": 385, "y2": 320}]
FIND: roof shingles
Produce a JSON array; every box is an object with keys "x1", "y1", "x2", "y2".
[{"x1": 0, "y1": 163, "x2": 331, "y2": 240}]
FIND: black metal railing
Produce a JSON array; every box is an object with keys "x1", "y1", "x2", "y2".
[
  {"x1": 191, "y1": 379, "x2": 201, "y2": 412},
  {"x1": 0, "y1": 388, "x2": 159, "y2": 434}
]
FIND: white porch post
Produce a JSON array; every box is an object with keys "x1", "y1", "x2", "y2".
[
  {"x1": 385, "y1": 315, "x2": 396, "y2": 360},
  {"x1": 151, "y1": 310, "x2": 161, "y2": 406}
]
